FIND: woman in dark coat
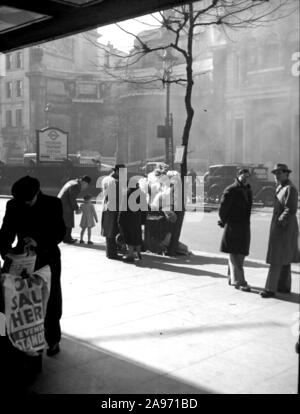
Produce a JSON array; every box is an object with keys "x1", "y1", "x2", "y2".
[
  {"x1": 218, "y1": 168, "x2": 253, "y2": 291},
  {"x1": 118, "y1": 177, "x2": 148, "y2": 262}
]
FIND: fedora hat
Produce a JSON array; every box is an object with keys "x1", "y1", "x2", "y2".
[{"x1": 271, "y1": 163, "x2": 292, "y2": 174}]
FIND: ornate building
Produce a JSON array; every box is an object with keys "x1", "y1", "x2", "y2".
[
  {"x1": 218, "y1": 9, "x2": 299, "y2": 185},
  {"x1": 0, "y1": 31, "x2": 121, "y2": 163}
]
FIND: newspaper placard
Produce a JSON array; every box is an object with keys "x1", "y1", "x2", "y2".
[{"x1": 2, "y1": 266, "x2": 51, "y2": 355}]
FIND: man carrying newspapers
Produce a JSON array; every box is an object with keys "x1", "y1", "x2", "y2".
[{"x1": 0, "y1": 176, "x2": 66, "y2": 371}]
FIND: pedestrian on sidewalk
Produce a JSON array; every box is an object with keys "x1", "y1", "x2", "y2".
[
  {"x1": 57, "y1": 175, "x2": 91, "y2": 243},
  {"x1": 79, "y1": 194, "x2": 98, "y2": 245},
  {"x1": 261, "y1": 163, "x2": 299, "y2": 298},
  {"x1": 0, "y1": 176, "x2": 66, "y2": 359},
  {"x1": 218, "y1": 168, "x2": 253, "y2": 292},
  {"x1": 118, "y1": 177, "x2": 147, "y2": 262},
  {"x1": 101, "y1": 164, "x2": 125, "y2": 259}
]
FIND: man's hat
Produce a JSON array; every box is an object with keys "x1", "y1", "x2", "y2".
[
  {"x1": 271, "y1": 163, "x2": 292, "y2": 174},
  {"x1": 81, "y1": 175, "x2": 91, "y2": 184},
  {"x1": 11, "y1": 175, "x2": 40, "y2": 202},
  {"x1": 237, "y1": 168, "x2": 250, "y2": 175}
]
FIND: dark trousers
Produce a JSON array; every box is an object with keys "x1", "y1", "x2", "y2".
[
  {"x1": 63, "y1": 227, "x2": 73, "y2": 241},
  {"x1": 106, "y1": 237, "x2": 118, "y2": 258},
  {"x1": 36, "y1": 251, "x2": 62, "y2": 347},
  {"x1": 265, "y1": 264, "x2": 291, "y2": 293}
]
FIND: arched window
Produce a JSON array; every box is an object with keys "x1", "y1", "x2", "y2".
[{"x1": 264, "y1": 34, "x2": 280, "y2": 68}]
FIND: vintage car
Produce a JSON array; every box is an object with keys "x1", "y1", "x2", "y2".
[{"x1": 204, "y1": 164, "x2": 276, "y2": 206}]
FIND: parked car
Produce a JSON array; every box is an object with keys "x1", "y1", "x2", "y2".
[
  {"x1": 0, "y1": 158, "x2": 102, "y2": 197},
  {"x1": 204, "y1": 164, "x2": 275, "y2": 206}
]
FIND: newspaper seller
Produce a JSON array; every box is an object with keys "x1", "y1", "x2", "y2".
[{"x1": 0, "y1": 175, "x2": 66, "y2": 357}]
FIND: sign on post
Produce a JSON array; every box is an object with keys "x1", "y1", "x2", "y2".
[
  {"x1": 36, "y1": 127, "x2": 68, "y2": 163},
  {"x1": 174, "y1": 146, "x2": 185, "y2": 164}
]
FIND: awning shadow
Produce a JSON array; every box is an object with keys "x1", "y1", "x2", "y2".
[{"x1": 26, "y1": 335, "x2": 213, "y2": 395}]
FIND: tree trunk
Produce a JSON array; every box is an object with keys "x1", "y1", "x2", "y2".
[{"x1": 168, "y1": 2, "x2": 195, "y2": 256}]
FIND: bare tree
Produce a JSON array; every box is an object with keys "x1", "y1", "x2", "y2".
[{"x1": 86, "y1": 0, "x2": 296, "y2": 254}]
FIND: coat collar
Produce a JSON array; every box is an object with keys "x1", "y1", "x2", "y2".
[{"x1": 276, "y1": 179, "x2": 290, "y2": 194}]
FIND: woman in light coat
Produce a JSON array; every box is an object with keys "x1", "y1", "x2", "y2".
[
  {"x1": 57, "y1": 175, "x2": 91, "y2": 243},
  {"x1": 261, "y1": 163, "x2": 299, "y2": 298}
]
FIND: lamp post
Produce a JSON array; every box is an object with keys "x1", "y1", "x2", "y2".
[
  {"x1": 163, "y1": 48, "x2": 175, "y2": 169},
  {"x1": 44, "y1": 103, "x2": 52, "y2": 127}
]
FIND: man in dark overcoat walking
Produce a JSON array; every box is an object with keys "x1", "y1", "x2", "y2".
[
  {"x1": 58, "y1": 175, "x2": 91, "y2": 243},
  {"x1": 0, "y1": 176, "x2": 66, "y2": 356},
  {"x1": 218, "y1": 168, "x2": 253, "y2": 291},
  {"x1": 261, "y1": 163, "x2": 299, "y2": 298}
]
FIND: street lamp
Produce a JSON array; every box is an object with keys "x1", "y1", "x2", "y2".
[{"x1": 162, "y1": 48, "x2": 175, "y2": 169}]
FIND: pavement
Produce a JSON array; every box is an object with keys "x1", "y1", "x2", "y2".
[{"x1": 25, "y1": 239, "x2": 299, "y2": 395}]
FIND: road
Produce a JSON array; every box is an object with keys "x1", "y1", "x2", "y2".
[
  {"x1": 180, "y1": 207, "x2": 273, "y2": 261},
  {"x1": 0, "y1": 197, "x2": 278, "y2": 261}
]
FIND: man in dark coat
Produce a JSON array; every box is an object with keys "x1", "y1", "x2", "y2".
[
  {"x1": 218, "y1": 168, "x2": 253, "y2": 291},
  {"x1": 58, "y1": 175, "x2": 91, "y2": 243},
  {"x1": 0, "y1": 176, "x2": 66, "y2": 356},
  {"x1": 261, "y1": 163, "x2": 299, "y2": 298},
  {"x1": 101, "y1": 164, "x2": 125, "y2": 259}
]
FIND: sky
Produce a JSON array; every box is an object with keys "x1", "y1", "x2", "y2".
[{"x1": 97, "y1": 14, "x2": 160, "y2": 53}]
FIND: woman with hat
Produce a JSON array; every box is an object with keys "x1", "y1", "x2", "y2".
[{"x1": 261, "y1": 163, "x2": 299, "y2": 298}]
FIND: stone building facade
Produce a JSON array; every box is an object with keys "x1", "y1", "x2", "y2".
[{"x1": 0, "y1": 31, "x2": 122, "y2": 163}]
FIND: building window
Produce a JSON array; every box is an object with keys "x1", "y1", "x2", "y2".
[
  {"x1": 264, "y1": 34, "x2": 280, "y2": 68},
  {"x1": 16, "y1": 80, "x2": 23, "y2": 97},
  {"x1": 16, "y1": 109, "x2": 23, "y2": 127},
  {"x1": 16, "y1": 52, "x2": 23, "y2": 69},
  {"x1": 6, "y1": 81, "x2": 13, "y2": 98},
  {"x1": 6, "y1": 54, "x2": 12, "y2": 70},
  {"x1": 6, "y1": 110, "x2": 12, "y2": 127}
]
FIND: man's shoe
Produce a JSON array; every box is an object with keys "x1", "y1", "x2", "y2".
[
  {"x1": 80, "y1": 239, "x2": 84, "y2": 244},
  {"x1": 107, "y1": 255, "x2": 120, "y2": 260},
  {"x1": 239, "y1": 284, "x2": 251, "y2": 292},
  {"x1": 260, "y1": 290, "x2": 275, "y2": 298},
  {"x1": 123, "y1": 255, "x2": 135, "y2": 263},
  {"x1": 47, "y1": 343, "x2": 60, "y2": 357},
  {"x1": 64, "y1": 239, "x2": 77, "y2": 244},
  {"x1": 235, "y1": 283, "x2": 251, "y2": 292},
  {"x1": 87, "y1": 241, "x2": 94, "y2": 245}
]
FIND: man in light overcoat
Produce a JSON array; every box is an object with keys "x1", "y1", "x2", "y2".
[{"x1": 261, "y1": 163, "x2": 299, "y2": 297}]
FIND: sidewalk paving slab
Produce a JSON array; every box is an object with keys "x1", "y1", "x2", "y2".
[{"x1": 27, "y1": 243, "x2": 299, "y2": 394}]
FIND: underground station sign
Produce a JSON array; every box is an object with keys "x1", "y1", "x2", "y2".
[{"x1": 36, "y1": 127, "x2": 68, "y2": 163}]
